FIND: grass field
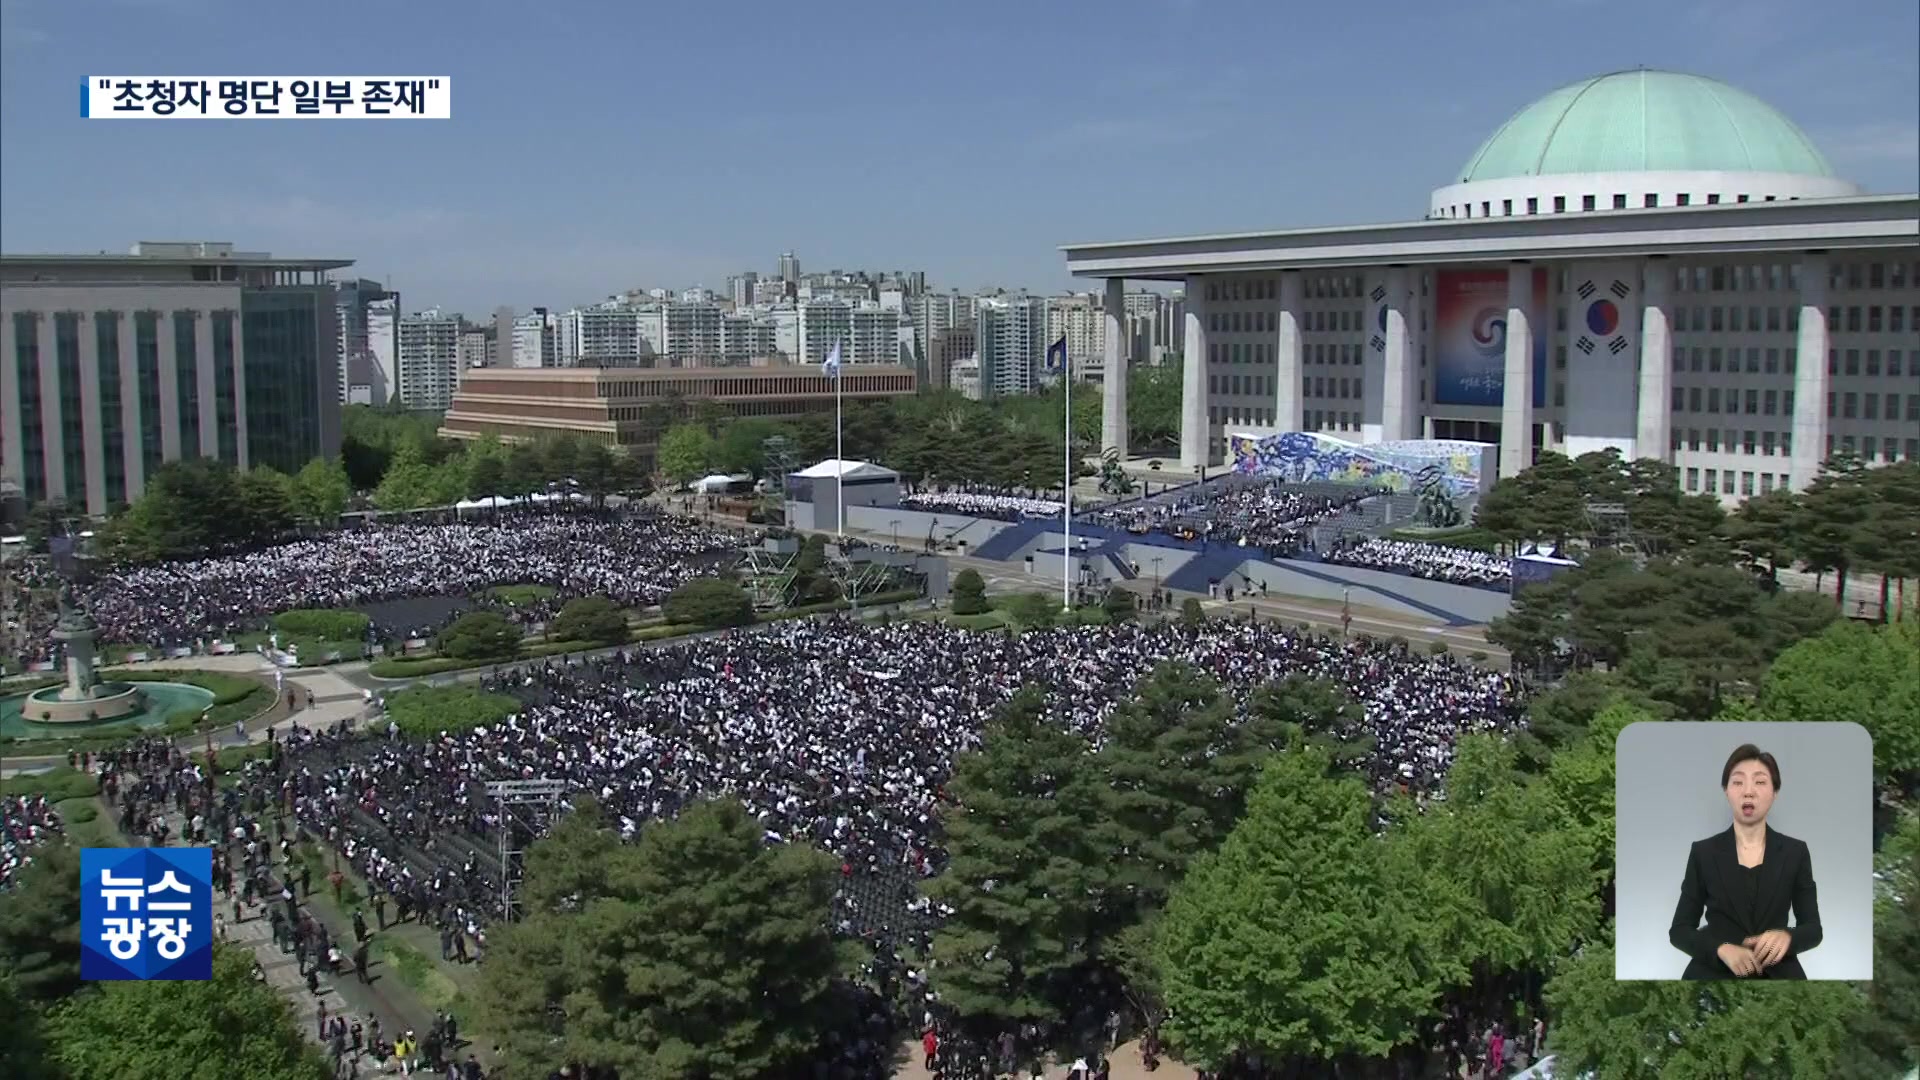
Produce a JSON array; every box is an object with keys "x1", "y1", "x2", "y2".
[{"x1": 485, "y1": 583, "x2": 559, "y2": 606}]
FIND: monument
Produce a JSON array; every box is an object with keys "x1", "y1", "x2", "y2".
[{"x1": 19, "y1": 584, "x2": 146, "y2": 724}]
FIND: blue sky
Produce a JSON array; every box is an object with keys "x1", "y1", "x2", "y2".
[{"x1": 2, "y1": 0, "x2": 1914, "y2": 314}]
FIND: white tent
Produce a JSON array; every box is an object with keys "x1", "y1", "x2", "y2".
[
  {"x1": 794, "y1": 459, "x2": 898, "y2": 482},
  {"x1": 688, "y1": 473, "x2": 749, "y2": 493}
]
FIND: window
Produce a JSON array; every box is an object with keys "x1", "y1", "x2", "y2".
[
  {"x1": 1678, "y1": 193, "x2": 1692, "y2": 206},
  {"x1": 1763, "y1": 430, "x2": 1776, "y2": 455},
  {"x1": 1707, "y1": 429, "x2": 1721, "y2": 452},
  {"x1": 1526, "y1": 197, "x2": 1538, "y2": 215},
  {"x1": 1613, "y1": 194, "x2": 1628, "y2": 209},
  {"x1": 1502, "y1": 199, "x2": 1512, "y2": 216},
  {"x1": 1553, "y1": 195, "x2": 1566, "y2": 213},
  {"x1": 1740, "y1": 471, "x2": 1753, "y2": 495},
  {"x1": 1745, "y1": 389, "x2": 1759, "y2": 414},
  {"x1": 1686, "y1": 467, "x2": 1699, "y2": 491},
  {"x1": 1743, "y1": 430, "x2": 1756, "y2": 454},
  {"x1": 1671, "y1": 386, "x2": 1685, "y2": 412},
  {"x1": 1645, "y1": 193, "x2": 1659, "y2": 208},
  {"x1": 1688, "y1": 387, "x2": 1702, "y2": 412},
  {"x1": 1843, "y1": 392, "x2": 1857, "y2": 419},
  {"x1": 1708, "y1": 194, "x2": 1722, "y2": 205},
  {"x1": 1705, "y1": 469, "x2": 1718, "y2": 494},
  {"x1": 1765, "y1": 349, "x2": 1780, "y2": 375},
  {"x1": 1761, "y1": 473, "x2": 1773, "y2": 493},
  {"x1": 1582, "y1": 195, "x2": 1596, "y2": 211}
]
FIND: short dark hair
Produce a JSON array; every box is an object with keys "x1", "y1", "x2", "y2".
[{"x1": 1721, "y1": 744, "x2": 1781, "y2": 790}]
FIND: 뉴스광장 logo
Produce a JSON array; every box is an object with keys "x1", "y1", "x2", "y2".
[{"x1": 80, "y1": 847, "x2": 213, "y2": 980}]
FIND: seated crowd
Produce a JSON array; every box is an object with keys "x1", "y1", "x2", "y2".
[
  {"x1": 1091, "y1": 481, "x2": 1383, "y2": 555},
  {"x1": 1323, "y1": 536, "x2": 1512, "y2": 588},
  {"x1": 900, "y1": 485, "x2": 1064, "y2": 522},
  {"x1": 6, "y1": 509, "x2": 739, "y2": 664}
]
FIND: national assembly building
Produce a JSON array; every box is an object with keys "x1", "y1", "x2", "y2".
[{"x1": 1065, "y1": 69, "x2": 1919, "y2": 502}]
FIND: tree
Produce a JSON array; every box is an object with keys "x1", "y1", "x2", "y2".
[
  {"x1": 548, "y1": 595, "x2": 630, "y2": 646},
  {"x1": 0, "y1": 841, "x2": 83, "y2": 1003},
  {"x1": 435, "y1": 610, "x2": 522, "y2": 661},
  {"x1": 662, "y1": 578, "x2": 753, "y2": 628},
  {"x1": 502, "y1": 442, "x2": 545, "y2": 501},
  {"x1": 1544, "y1": 936, "x2": 1863, "y2": 1079},
  {"x1": 1796, "y1": 452, "x2": 1876, "y2": 602},
  {"x1": 950, "y1": 568, "x2": 988, "y2": 615},
  {"x1": 1100, "y1": 585, "x2": 1135, "y2": 623},
  {"x1": 236, "y1": 467, "x2": 296, "y2": 542},
  {"x1": 465, "y1": 450, "x2": 506, "y2": 515},
  {"x1": 290, "y1": 457, "x2": 350, "y2": 523},
  {"x1": 657, "y1": 424, "x2": 714, "y2": 486},
  {"x1": 1179, "y1": 597, "x2": 1206, "y2": 626},
  {"x1": 572, "y1": 442, "x2": 617, "y2": 510},
  {"x1": 474, "y1": 799, "x2": 842, "y2": 1080},
  {"x1": 925, "y1": 689, "x2": 1109, "y2": 1032},
  {"x1": 19, "y1": 499, "x2": 73, "y2": 553},
  {"x1": 1154, "y1": 745, "x2": 1445, "y2": 1071},
  {"x1": 1127, "y1": 363, "x2": 1181, "y2": 451},
  {"x1": 1835, "y1": 816, "x2": 1920, "y2": 1077},
  {"x1": 1726, "y1": 487, "x2": 1801, "y2": 584},
  {"x1": 43, "y1": 943, "x2": 329, "y2": 1080},
  {"x1": 1390, "y1": 736, "x2": 1602, "y2": 1004},
  {"x1": 0, "y1": 972, "x2": 48, "y2": 1078},
  {"x1": 371, "y1": 440, "x2": 440, "y2": 511},
  {"x1": 1761, "y1": 619, "x2": 1920, "y2": 787},
  {"x1": 1857, "y1": 461, "x2": 1920, "y2": 621}
]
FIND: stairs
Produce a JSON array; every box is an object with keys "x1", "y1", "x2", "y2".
[
  {"x1": 969, "y1": 520, "x2": 1049, "y2": 561},
  {"x1": 1104, "y1": 551, "x2": 1136, "y2": 581},
  {"x1": 1164, "y1": 548, "x2": 1253, "y2": 593}
]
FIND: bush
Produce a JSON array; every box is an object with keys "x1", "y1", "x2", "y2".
[
  {"x1": 1102, "y1": 586, "x2": 1136, "y2": 623},
  {"x1": 1427, "y1": 639, "x2": 1451, "y2": 656},
  {"x1": 1469, "y1": 651, "x2": 1490, "y2": 665},
  {"x1": 1002, "y1": 592, "x2": 1058, "y2": 628},
  {"x1": 549, "y1": 596, "x2": 630, "y2": 646},
  {"x1": 951, "y1": 569, "x2": 988, "y2": 615},
  {"x1": 1, "y1": 766, "x2": 100, "y2": 801},
  {"x1": 270, "y1": 608, "x2": 370, "y2": 641},
  {"x1": 663, "y1": 578, "x2": 754, "y2": 629},
  {"x1": 385, "y1": 685, "x2": 521, "y2": 739},
  {"x1": 436, "y1": 611, "x2": 522, "y2": 661},
  {"x1": 62, "y1": 800, "x2": 100, "y2": 825},
  {"x1": 1180, "y1": 597, "x2": 1207, "y2": 626}
]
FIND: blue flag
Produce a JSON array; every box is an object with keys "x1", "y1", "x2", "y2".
[
  {"x1": 1045, "y1": 336, "x2": 1067, "y2": 374},
  {"x1": 821, "y1": 339, "x2": 842, "y2": 378}
]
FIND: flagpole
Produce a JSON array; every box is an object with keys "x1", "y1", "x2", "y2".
[
  {"x1": 834, "y1": 341, "x2": 845, "y2": 539},
  {"x1": 1062, "y1": 349, "x2": 1072, "y2": 612}
]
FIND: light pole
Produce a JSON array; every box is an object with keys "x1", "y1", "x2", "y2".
[
  {"x1": 1150, "y1": 556, "x2": 1163, "y2": 595},
  {"x1": 889, "y1": 520, "x2": 901, "y2": 548}
]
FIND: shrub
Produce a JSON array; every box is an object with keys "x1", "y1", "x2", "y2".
[
  {"x1": 1180, "y1": 597, "x2": 1207, "y2": 626},
  {"x1": 1427, "y1": 639, "x2": 1451, "y2": 656},
  {"x1": 270, "y1": 608, "x2": 370, "y2": 641},
  {"x1": 1002, "y1": 592, "x2": 1057, "y2": 628},
  {"x1": 436, "y1": 611, "x2": 522, "y2": 661},
  {"x1": 1, "y1": 766, "x2": 99, "y2": 801},
  {"x1": 385, "y1": 685, "x2": 521, "y2": 739},
  {"x1": 1102, "y1": 586, "x2": 1136, "y2": 623},
  {"x1": 1390, "y1": 635, "x2": 1411, "y2": 651},
  {"x1": 951, "y1": 569, "x2": 988, "y2": 615},
  {"x1": 663, "y1": 578, "x2": 754, "y2": 629},
  {"x1": 548, "y1": 596, "x2": 630, "y2": 646},
  {"x1": 1469, "y1": 651, "x2": 1490, "y2": 665},
  {"x1": 63, "y1": 800, "x2": 100, "y2": 825}
]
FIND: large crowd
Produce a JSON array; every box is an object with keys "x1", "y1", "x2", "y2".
[
  {"x1": 1325, "y1": 536, "x2": 1512, "y2": 588},
  {"x1": 5, "y1": 510, "x2": 739, "y2": 664}
]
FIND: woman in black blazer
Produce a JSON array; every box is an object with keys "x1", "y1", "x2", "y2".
[{"x1": 1668, "y1": 743, "x2": 1823, "y2": 979}]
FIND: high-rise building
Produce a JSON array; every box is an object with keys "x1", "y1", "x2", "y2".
[
  {"x1": 975, "y1": 295, "x2": 1048, "y2": 398},
  {"x1": 335, "y1": 278, "x2": 397, "y2": 405},
  {"x1": 929, "y1": 326, "x2": 976, "y2": 392},
  {"x1": 1046, "y1": 293, "x2": 1106, "y2": 381},
  {"x1": 397, "y1": 308, "x2": 462, "y2": 411},
  {"x1": 557, "y1": 305, "x2": 647, "y2": 367},
  {"x1": 777, "y1": 251, "x2": 800, "y2": 284},
  {"x1": 911, "y1": 292, "x2": 977, "y2": 374},
  {"x1": 457, "y1": 327, "x2": 495, "y2": 371},
  {"x1": 728, "y1": 272, "x2": 758, "y2": 309},
  {"x1": 349, "y1": 296, "x2": 399, "y2": 406},
  {"x1": 720, "y1": 312, "x2": 778, "y2": 364},
  {"x1": 0, "y1": 241, "x2": 346, "y2": 513},
  {"x1": 511, "y1": 308, "x2": 559, "y2": 368}
]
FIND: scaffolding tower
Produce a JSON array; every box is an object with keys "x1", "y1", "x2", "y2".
[
  {"x1": 825, "y1": 543, "x2": 897, "y2": 608},
  {"x1": 485, "y1": 778, "x2": 569, "y2": 922},
  {"x1": 736, "y1": 544, "x2": 800, "y2": 610},
  {"x1": 1583, "y1": 501, "x2": 1648, "y2": 565}
]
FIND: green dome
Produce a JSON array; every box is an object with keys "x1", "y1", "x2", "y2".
[{"x1": 1456, "y1": 70, "x2": 1836, "y2": 183}]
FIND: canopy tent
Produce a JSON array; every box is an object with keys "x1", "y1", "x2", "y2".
[
  {"x1": 687, "y1": 473, "x2": 751, "y2": 493},
  {"x1": 794, "y1": 459, "x2": 899, "y2": 482}
]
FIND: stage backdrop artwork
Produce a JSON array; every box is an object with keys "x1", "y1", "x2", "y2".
[
  {"x1": 1227, "y1": 431, "x2": 1494, "y2": 499},
  {"x1": 1433, "y1": 268, "x2": 1548, "y2": 408}
]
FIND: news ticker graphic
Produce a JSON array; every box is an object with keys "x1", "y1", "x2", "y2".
[
  {"x1": 80, "y1": 846, "x2": 213, "y2": 981},
  {"x1": 82, "y1": 76, "x2": 451, "y2": 119}
]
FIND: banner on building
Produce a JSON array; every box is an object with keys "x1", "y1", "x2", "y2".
[
  {"x1": 1432, "y1": 268, "x2": 1547, "y2": 408},
  {"x1": 1564, "y1": 262, "x2": 1641, "y2": 459}
]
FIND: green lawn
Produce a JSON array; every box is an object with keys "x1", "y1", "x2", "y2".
[
  {"x1": 485, "y1": 583, "x2": 559, "y2": 606},
  {"x1": 367, "y1": 637, "x2": 600, "y2": 678}
]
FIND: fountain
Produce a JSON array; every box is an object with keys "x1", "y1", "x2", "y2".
[{"x1": 18, "y1": 584, "x2": 146, "y2": 724}]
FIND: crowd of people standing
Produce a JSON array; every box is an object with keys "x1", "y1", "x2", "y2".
[{"x1": 1324, "y1": 536, "x2": 1513, "y2": 588}]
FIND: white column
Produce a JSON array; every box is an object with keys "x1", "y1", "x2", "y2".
[
  {"x1": 1274, "y1": 271, "x2": 1303, "y2": 431},
  {"x1": 1789, "y1": 253, "x2": 1830, "y2": 491},
  {"x1": 1634, "y1": 259, "x2": 1673, "y2": 463},
  {"x1": 1360, "y1": 270, "x2": 1386, "y2": 443},
  {"x1": 1380, "y1": 267, "x2": 1414, "y2": 442},
  {"x1": 77, "y1": 312, "x2": 107, "y2": 515},
  {"x1": 117, "y1": 313, "x2": 145, "y2": 501},
  {"x1": 1180, "y1": 276, "x2": 1211, "y2": 471},
  {"x1": 36, "y1": 313, "x2": 64, "y2": 504},
  {"x1": 158, "y1": 310, "x2": 182, "y2": 461},
  {"x1": 195, "y1": 309, "x2": 218, "y2": 458},
  {"x1": 0, "y1": 310, "x2": 25, "y2": 496},
  {"x1": 1498, "y1": 263, "x2": 1536, "y2": 476},
  {"x1": 1101, "y1": 278, "x2": 1128, "y2": 457}
]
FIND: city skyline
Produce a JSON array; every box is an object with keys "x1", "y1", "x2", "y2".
[{"x1": 2, "y1": 0, "x2": 1915, "y2": 314}]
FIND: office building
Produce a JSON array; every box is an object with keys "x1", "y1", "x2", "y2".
[
  {"x1": 511, "y1": 308, "x2": 559, "y2": 369},
  {"x1": 728, "y1": 272, "x2": 758, "y2": 310},
  {"x1": 558, "y1": 305, "x2": 647, "y2": 367},
  {"x1": 0, "y1": 241, "x2": 346, "y2": 514},
  {"x1": 336, "y1": 279, "x2": 398, "y2": 405},
  {"x1": 439, "y1": 362, "x2": 916, "y2": 472},
  {"x1": 778, "y1": 251, "x2": 800, "y2": 284},
  {"x1": 458, "y1": 327, "x2": 495, "y2": 371},
  {"x1": 929, "y1": 326, "x2": 976, "y2": 393},
  {"x1": 1063, "y1": 69, "x2": 1920, "y2": 496},
  {"x1": 1046, "y1": 294, "x2": 1106, "y2": 381}
]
